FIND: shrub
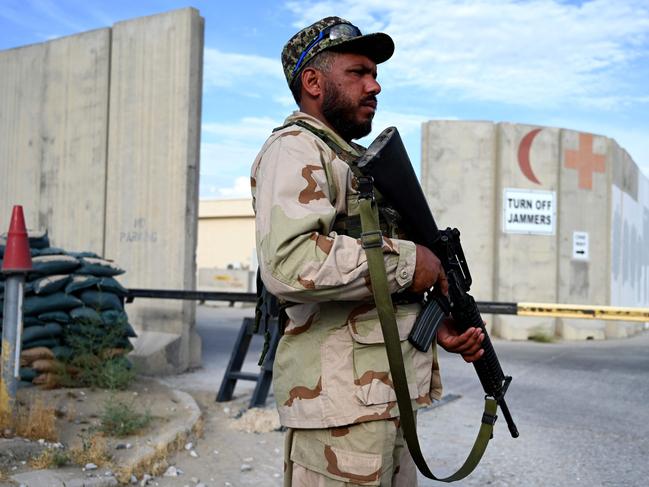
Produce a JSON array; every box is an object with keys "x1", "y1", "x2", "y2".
[{"x1": 99, "y1": 397, "x2": 152, "y2": 437}]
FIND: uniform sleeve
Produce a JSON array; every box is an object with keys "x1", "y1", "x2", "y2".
[{"x1": 253, "y1": 130, "x2": 416, "y2": 303}]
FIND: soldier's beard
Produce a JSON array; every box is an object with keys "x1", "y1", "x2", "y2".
[{"x1": 322, "y1": 81, "x2": 375, "y2": 142}]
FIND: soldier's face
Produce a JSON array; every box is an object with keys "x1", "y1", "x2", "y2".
[{"x1": 321, "y1": 53, "x2": 381, "y2": 141}]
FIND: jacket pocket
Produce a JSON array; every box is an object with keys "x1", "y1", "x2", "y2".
[{"x1": 347, "y1": 306, "x2": 422, "y2": 406}]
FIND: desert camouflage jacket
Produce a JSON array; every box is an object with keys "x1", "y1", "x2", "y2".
[{"x1": 251, "y1": 111, "x2": 442, "y2": 428}]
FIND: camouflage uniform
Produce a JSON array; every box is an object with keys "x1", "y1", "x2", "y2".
[{"x1": 251, "y1": 112, "x2": 442, "y2": 485}]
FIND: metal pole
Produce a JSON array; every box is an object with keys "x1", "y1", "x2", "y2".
[{"x1": 0, "y1": 274, "x2": 24, "y2": 423}]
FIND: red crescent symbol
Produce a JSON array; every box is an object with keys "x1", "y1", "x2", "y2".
[{"x1": 518, "y1": 128, "x2": 542, "y2": 185}]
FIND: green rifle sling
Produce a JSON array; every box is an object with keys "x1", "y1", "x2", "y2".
[{"x1": 358, "y1": 195, "x2": 497, "y2": 482}]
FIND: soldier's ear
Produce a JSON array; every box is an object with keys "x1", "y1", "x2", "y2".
[{"x1": 301, "y1": 67, "x2": 323, "y2": 99}]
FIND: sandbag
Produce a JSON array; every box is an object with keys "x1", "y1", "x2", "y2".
[
  {"x1": 51, "y1": 345, "x2": 73, "y2": 361},
  {"x1": 22, "y1": 323, "x2": 63, "y2": 343},
  {"x1": 67, "y1": 251, "x2": 100, "y2": 259},
  {"x1": 69, "y1": 307, "x2": 102, "y2": 323},
  {"x1": 22, "y1": 338, "x2": 60, "y2": 350},
  {"x1": 97, "y1": 277, "x2": 128, "y2": 296},
  {"x1": 79, "y1": 290, "x2": 123, "y2": 311},
  {"x1": 75, "y1": 257, "x2": 124, "y2": 277},
  {"x1": 31, "y1": 275, "x2": 71, "y2": 295},
  {"x1": 19, "y1": 367, "x2": 38, "y2": 382},
  {"x1": 27, "y1": 230, "x2": 50, "y2": 250},
  {"x1": 24, "y1": 317, "x2": 47, "y2": 328},
  {"x1": 101, "y1": 311, "x2": 137, "y2": 338},
  {"x1": 20, "y1": 346, "x2": 55, "y2": 364},
  {"x1": 23, "y1": 293, "x2": 83, "y2": 315},
  {"x1": 37, "y1": 247, "x2": 65, "y2": 256},
  {"x1": 31, "y1": 358, "x2": 65, "y2": 374},
  {"x1": 65, "y1": 275, "x2": 100, "y2": 294},
  {"x1": 101, "y1": 309, "x2": 128, "y2": 322},
  {"x1": 31, "y1": 255, "x2": 80, "y2": 276},
  {"x1": 117, "y1": 322, "x2": 137, "y2": 338},
  {"x1": 37, "y1": 311, "x2": 70, "y2": 323}
]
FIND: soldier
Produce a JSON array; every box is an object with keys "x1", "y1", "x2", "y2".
[{"x1": 251, "y1": 16, "x2": 484, "y2": 486}]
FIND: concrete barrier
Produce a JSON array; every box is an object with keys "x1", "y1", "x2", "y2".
[
  {"x1": 0, "y1": 8, "x2": 205, "y2": 372},
  {"x1": 422, "y1": 121, "x2": 649, "y2": 339}
]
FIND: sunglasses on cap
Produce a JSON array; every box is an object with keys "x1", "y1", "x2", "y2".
[{"x1": 292, "y1": 23, "x2": 363, "y2": 76}]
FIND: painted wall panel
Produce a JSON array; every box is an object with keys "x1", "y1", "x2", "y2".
[
  {"x1": 38, "y1": 30, "x2": 110, "y2": 255},
  {"x1": 555, "y1": 130, "x2": 611, "y2": 337},
  {"x1": 421, "y1": 120, "x2": 496, "y2": 302}
]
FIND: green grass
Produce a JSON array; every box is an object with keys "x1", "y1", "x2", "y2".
[{"x1": 99, "y1": 397, "x2": 152, "y2": 437}]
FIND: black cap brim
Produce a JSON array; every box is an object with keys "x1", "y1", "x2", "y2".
[{"x1": 330, "y1": 32, "x2": 395, "y2": 64}]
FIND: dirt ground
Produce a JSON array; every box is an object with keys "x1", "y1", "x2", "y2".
[
  {"x1": 150, "y1": 389, "x2": 285, "y2": 487},
  {"x1": 0, "y1": 377, "x2": 193, "y2": 484}
]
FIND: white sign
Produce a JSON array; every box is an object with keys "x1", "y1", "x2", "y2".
[
  {"x1": 503, "y1": 188, "x2": 556, "y2": 235},
  {"x1": 572, "y1": 231, "x2": 589, "y2": 260}
]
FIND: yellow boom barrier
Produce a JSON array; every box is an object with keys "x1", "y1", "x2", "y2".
[{"x1": 517, "y1": 303, "x2": 649, "y2": 322}]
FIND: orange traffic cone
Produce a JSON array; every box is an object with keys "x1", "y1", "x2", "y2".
[{"x1": 2, "y1": 205, "x2": 32, "y2": 273}]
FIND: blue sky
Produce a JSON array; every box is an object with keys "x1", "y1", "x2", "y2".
[{"x1": 1, "y1": 0, "x2": 648, "y2": 199}]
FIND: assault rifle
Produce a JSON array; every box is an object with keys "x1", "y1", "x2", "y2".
[{"x1": 356, "y1": 127, "x2": 519, "y2": 439}]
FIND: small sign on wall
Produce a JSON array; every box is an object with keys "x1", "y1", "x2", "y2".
[
  {"x1": 503, "y1": 188, "x2": 556, "y2": 235},
  {"x1": 572, "y1": 231, "x2": 589, "y2": 261}
]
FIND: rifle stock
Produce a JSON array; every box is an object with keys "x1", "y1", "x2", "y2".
[{"x1": 357, "y1": 127, "x2": 519, "y2": 438}]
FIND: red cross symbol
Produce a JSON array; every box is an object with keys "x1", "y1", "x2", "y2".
[{"x1": 564, "y1": 133, "x2": 606, "y2": 190}]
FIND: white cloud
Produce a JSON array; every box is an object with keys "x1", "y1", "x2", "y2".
[
  {"x1": 203, "y1": 48, "x2": 284, "y2": 90},
  {"x1": 199, "y1": 115, "x2": 285, "y2": 198},
  {"x1": 285, "y1": 0, "x2": 649, "y2": 108},
  {"x1": 217, "y1": 176, "x2": 253, "y2": 199}
]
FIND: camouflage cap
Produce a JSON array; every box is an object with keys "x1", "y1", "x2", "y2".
[{"x1": 282, "y1": 16, "x2": 394, "y2": 87}]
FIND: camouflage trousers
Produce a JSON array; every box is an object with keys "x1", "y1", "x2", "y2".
[{"x1": 284, "y1": 416, "x2": 418, "y2": 486}]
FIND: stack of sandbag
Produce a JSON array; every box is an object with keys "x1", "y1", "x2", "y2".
[
  {"x1": 0, "y1": 231, "x2": 136, "y2": 388},
  {"x1": 19, "y1": 346, "x2": 80, "y2": 390}
]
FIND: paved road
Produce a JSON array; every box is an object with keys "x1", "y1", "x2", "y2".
[
  {"x1": 422, "y1": 330, "x2": 649, "y2": 486},
  {"x1": 168, "y1": 306, "x2": 649, "y2": 486}
]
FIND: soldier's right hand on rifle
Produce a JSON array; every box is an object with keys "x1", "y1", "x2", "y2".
[
  {"x1": 410, "y1": 244, "x2": 448, "y2": 295},
  {"x1": 410, "y1": 244, "x2": 484, "y2": 362}
]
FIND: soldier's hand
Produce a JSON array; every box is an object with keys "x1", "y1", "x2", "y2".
[
  {"x1": 437, "y1": 318, "x2": 484, "y2": 363},
  {"x1": 410, "y1": 244, "x2": 448, "y2": 295}
]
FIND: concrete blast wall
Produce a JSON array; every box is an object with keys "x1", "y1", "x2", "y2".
[
  {"x1": 422, "y1": 121, "x2": 648, "y2": 340},
  {"x1": 0, "y1": 8, "x2": 204, "y2": 373},
  {"x1": 0, "y1": 29, "x2": 110, "y2": 255}
]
